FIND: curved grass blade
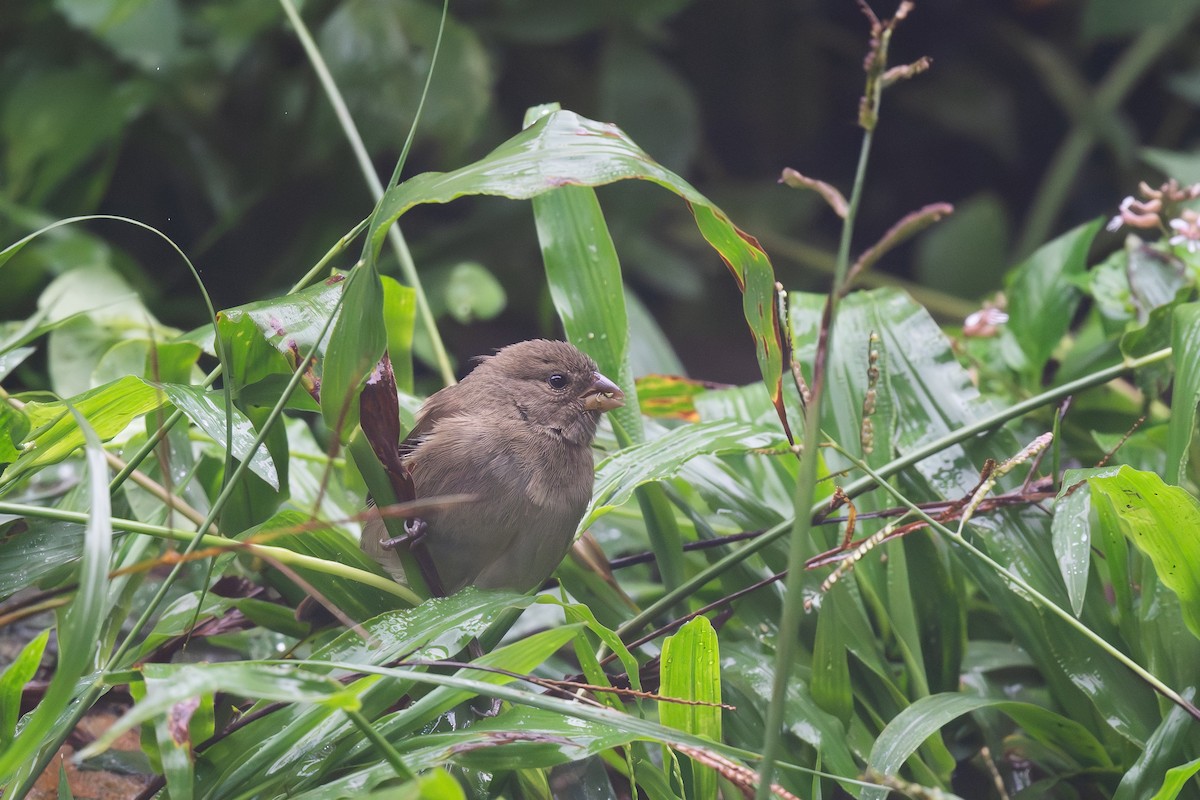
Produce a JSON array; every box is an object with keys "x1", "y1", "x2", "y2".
[
  {"x1": 582, "y1": 420, "x2": 787, "y2": 530},
  {"x1": 0, "y1": 405, "x2": 112, "y2": 783}
]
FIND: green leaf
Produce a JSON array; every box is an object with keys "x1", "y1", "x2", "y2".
[
  {"x1": 582, "y1": 420, "x2": 787, "y2": 529},
  {"x1": 1, "y1": 68, "x2": 150, "y2": 203},
  {"x1": 434, "y1": 707, "x2": 635, "y2": 772},
  {"x1": 0, "y1": 629, "x2": 49, "y2": 748},
  {"x1": 368, "y1": 109, "x2": 787, "y2": 436},
  {"x1": 0, "y1": 346, "x2": 35, "y2": 381},
  {"x1": 3, "y1": 375, "x2": 165, "y2": 486},
  {"x1": 214, "y1": 275, "x2": 345, "y2": 394},
  {"x1": 598, "y1": 36, "x2": 699, "y2": 174},
  {"x1": 1088, "y1": 466, "x2": 1200, "y2": 639},
  {"x1": 797, "y1": 288, "x2": 1157, "y2": 745},
  {"x1": 1052, "y1": 479, "x2": 1095, "y2": 617},
  {"x1": 426, "y1": 261, "x2": 506, "y2": 324},
  {"x1": 322, "y1": 267, "x2": 384, "y2": 441},
  {"x1": 156, "y1": 382, "x2": 279, "y2": 490},
  {"x1": 1116, "y1": 691, "x2": 1200, "y2": 799},
  {"x1": 381, "y1": 276, "x2": 417, "y2": 394},
  {"x1": 1152, "y1": 756, "x2": 1200, "y2": 800},
  {"x1": 1005, "y1": 218, "x2": 1102, "y2": 375},
  {"x1": 1167, "y1": 303, "x2": 1200, "y2": 484},
  {"x1": 54, "y1": 0, "x2": 183, "y2": 72},
  {"x1": 864, "y1": 693, "x2": 1112, "y2": 800},
  {"x1": 660, "y1": 617, "x2": 721, "y2": 800}
]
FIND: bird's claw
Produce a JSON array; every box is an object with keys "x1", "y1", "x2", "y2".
[{"x1": 380, "y1": 516, "x2": 427, "y2": 549}]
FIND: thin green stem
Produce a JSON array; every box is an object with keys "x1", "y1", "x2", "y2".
[
  {"x1": 289, "y1": 217, "x2": 370, "y2": 293},
  {"x1": 278, "y1": 0, "x2": 455, "y2": 386},
  {"x1": 345, "y1": 710, "x2": 416, "y2": 780}
]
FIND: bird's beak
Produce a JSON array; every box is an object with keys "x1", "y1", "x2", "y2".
[{"x1": 582, "y1": 371, "x2": 625, "y2": 412}]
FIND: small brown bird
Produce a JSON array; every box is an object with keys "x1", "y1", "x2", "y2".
[{"x1": 362, "y1": 339, "x2": 624, "y2": 595}]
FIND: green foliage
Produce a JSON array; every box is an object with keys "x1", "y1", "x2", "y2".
[{"x1": 4, "y1": 2, "x2": 1200, "y2": 799}]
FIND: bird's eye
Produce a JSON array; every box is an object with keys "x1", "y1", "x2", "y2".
[{"x1": 547, "y1": 373, "x2": 569, "y2": 390}]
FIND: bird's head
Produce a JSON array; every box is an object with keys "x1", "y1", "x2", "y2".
[{"x1": 469, "y1": 339, "x2": 625, "y2": 444}]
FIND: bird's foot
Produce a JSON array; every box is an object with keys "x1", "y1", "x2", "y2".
[{"x1": 380, "y1": 516, "x2": 427, "y2": 549}]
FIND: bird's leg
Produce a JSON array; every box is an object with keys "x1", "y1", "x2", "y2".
[
  {"x1": 378, "y1": 516, "x2": 450, "y2": 599},
  {"x1": 379, "y1": 516, "x2": 427, "y2": 549}
]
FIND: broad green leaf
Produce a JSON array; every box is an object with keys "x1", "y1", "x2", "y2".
[
  {"x1": 1088, "y1": 466, "x2": 1200, "y2": 639},
  {"x1": 54, "y1": 0, "x2": 183, "y2": 72},
  {"x1": 214, "y1": 275, "x2": 345, "y2": 393},
  {"x1": 1, "y1": 69, "x2": 150, "y2": 203},
  {"x1": 3, "y1": 375, "x2": 165, "y2": 485},
  {"x1": 864, "y1": 693, "x2": 1112, "y2": 800},
  {"x1": 426, "y1": 707, "x2": 635, "y2": 772},
  {"x1": 810, "y1": 583, "x2": 853, "y2": 723},
  {"x1": 157, "y1": 382, "x2": 279, "y2": 490},
  {"x1": 582, "y1": 420, "x2": 787, "y2": 529},
  {"x1": 1052, "y1": 480, "x2": 1095, "y2": 616},
  {"x1": 289, "y1": 709, "x2": 631, "y2": 798},
  {"x1": 660, "y1": 617, "x2": 721, "y2": 800},
  {"x1": 1005, "y1": 218, "x2": 1102, "y2": 375},
  {"x1": 380, "y1": 625, "x2": 586, "y2": 738},
  {"x1": 0, "y1": 406, "x2": 113, "y2": 782},
  {"x1": 424, "y1": 261, "x2": 506, "y2": 324},
  {"x1": 368, "y1": 109, "x2": 787, "y2": 435},
  {"x1": 1167, "y1": 303, "x2": 1200, "y2": 484},
  {"x1": 0, "y1": 516, "x2": 85, "y2": 599},
  {"x1": 1152, "y1": 757, "x2": 1200, "y2": 800},
  {"x1": 39, "y1": 263, "x2": 170, "y2": 397},
  {"x1": 319, "y1": 0, "x2": 490, "y2": 155},
  {"x1": 635, "y1": 375, "x2": 709, "y2": 421},
  {"x1": 720, "y1": 649, "x2": 861, "y2": 785}
]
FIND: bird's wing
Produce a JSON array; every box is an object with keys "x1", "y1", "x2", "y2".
[{"x1": 399, "y1": 384, "x2": 462, "y2": 459}]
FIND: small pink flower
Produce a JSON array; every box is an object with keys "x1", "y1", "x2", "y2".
[{"x1": 1168, "y1": 209, "x2": 1200, "y2": 253}]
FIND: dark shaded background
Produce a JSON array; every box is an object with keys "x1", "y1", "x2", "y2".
[{"x1": 4, "y1": 0, "x2": 1200, "y2": 384}]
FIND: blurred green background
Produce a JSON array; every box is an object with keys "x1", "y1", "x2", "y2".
[{"x1": 3, "y1": 0, "x2": 1200, "y2": 383}]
